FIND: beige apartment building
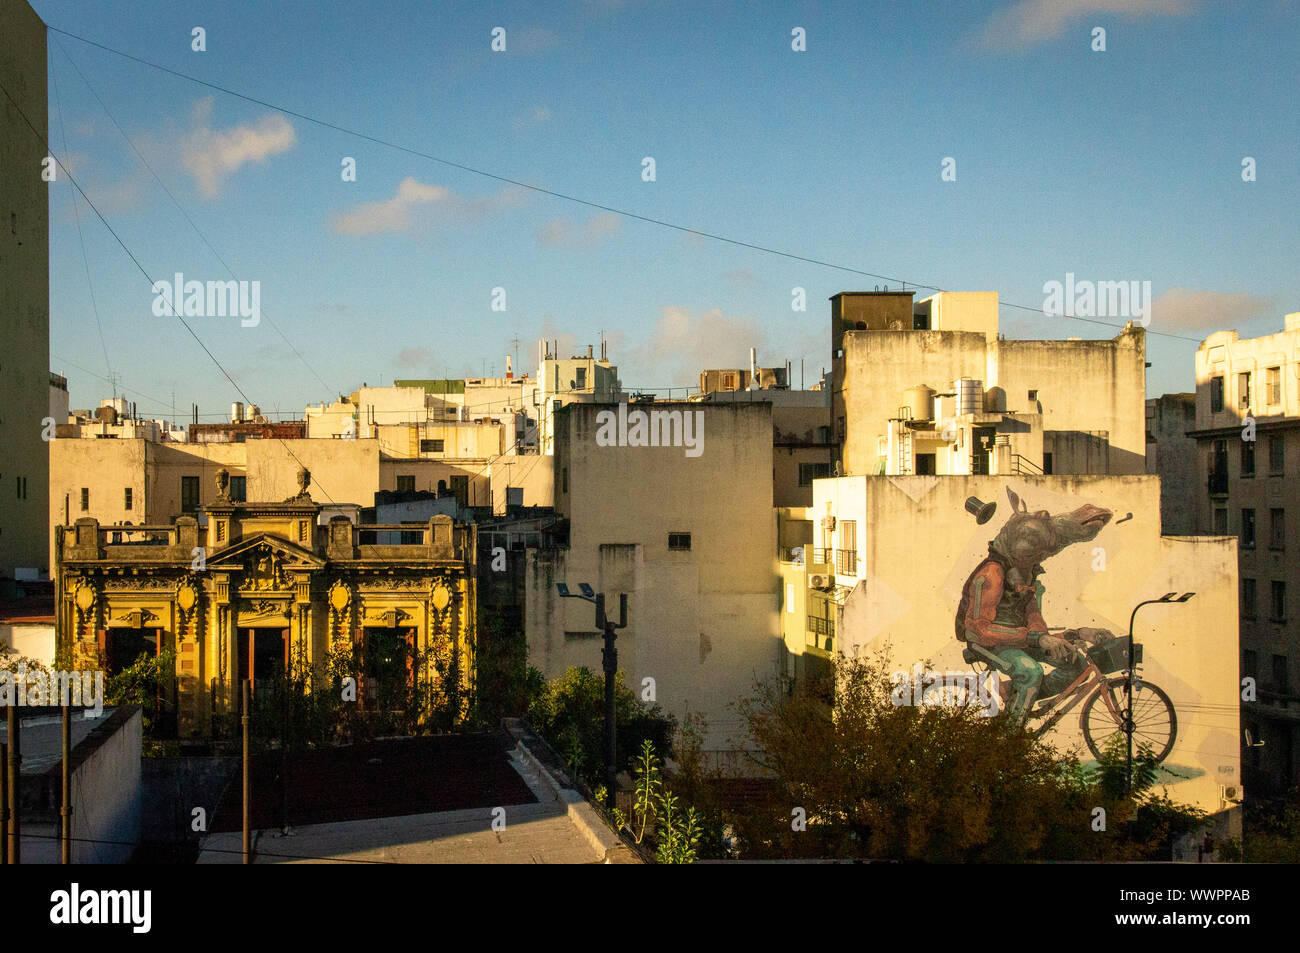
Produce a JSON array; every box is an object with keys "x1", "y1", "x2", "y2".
[
  {"x1": 777, "y1": 474, "x2": 1241, "y2": 828},
  {"x1": 0, "y1": 0, "x2": 49, "y2": 586},
  {"x1": 526, "y1": 401, "x2": 778, "y2": 758},
  {"x1": 831, "y1": 291, "x2": 1146, "y2": 479},
  {"x1": 1189, "y1": 313, "x2": 1300, "y2": 795}
]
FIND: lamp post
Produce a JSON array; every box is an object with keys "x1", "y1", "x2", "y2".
[
  {"x1": 1125, "y1": 592, "x2": 1195, "y2": 792},
  {"x1": 557, "y1": 582, "x2": 627, "y2": 810}
]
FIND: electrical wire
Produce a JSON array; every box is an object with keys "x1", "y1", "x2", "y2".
[{"x1": 45, "y1": 23, "x2": 1210, "y2": 345}]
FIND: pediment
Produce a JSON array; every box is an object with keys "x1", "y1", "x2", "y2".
[{"x1": 206, "y1": 533, "x2": 326, "y2": 572}]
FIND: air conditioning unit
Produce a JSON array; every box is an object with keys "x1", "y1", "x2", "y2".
[
  {"x1": 1221, "y1": 785, "x2": 1243, "y2": 803},
  {"x1": 809, "y1": 574, "x2": 832, "y2": 591}
]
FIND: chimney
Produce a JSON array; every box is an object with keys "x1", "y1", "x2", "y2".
[
  {"x1": 506, "y1": 354, "x2": 513, "y2": 379},
  {"x1": 588, "y1": 344, "x2": 593, "y2": 360}
]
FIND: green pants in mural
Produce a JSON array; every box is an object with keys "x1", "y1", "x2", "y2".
[{"x1": 992, "y1": 645, "x2": 1086, "y2": 716}]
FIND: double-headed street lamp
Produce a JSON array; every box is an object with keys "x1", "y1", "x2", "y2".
[
  {"x1": 556, "y1": 582, "x2": 627, "y2": 810},
  {"x1": 1125, "y1": 591, "x2": 1195, "y2": 792}
]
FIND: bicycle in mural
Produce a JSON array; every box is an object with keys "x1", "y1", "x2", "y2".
[
  {"x1": 963, "y1": 632, "x2": 1178, "y2": 763},
  {"x1": 954, "y1": 487, "x2": 1178, "y2": 764}
]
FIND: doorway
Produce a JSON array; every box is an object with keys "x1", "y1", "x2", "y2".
[
  {"x1": 362, "y1": 626, "x2": 416, "y2": 710},
  {"x1": 237, "y1": 627, "x2": 289, "y2": 705}
]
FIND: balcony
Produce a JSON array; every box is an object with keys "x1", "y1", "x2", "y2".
[
  {"x1": 836, "y1": 549, "x2": 858, "y2": 575},
  {"x1": 812, "y1": 547, "x2": 833, "y2": 566}
]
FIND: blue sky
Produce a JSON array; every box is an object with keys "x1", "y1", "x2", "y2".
[{"x1": 29, "y1": 0, "x2": 1300, "y2": 422}]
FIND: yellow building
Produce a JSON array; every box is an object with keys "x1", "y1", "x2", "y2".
[{"x1": 55, "y1": 469, "x2": 476, "y2": 738}]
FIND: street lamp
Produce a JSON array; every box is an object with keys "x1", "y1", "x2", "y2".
[
  {"x1": 1126, "y1": 592, "x2": 1195, "y2": 791},
  {"x1": 556, "y1": 582, "x2": 627, "y2": 810}
]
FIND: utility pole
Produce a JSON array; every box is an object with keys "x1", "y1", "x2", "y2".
[
  {"x1": 556, "y1": 582, "x2": 627, "y2": 811},
  {"x1": 596, "y1": 592, "x2": 628, "y2": 810},
  {"x1": 6, "y1": 706, "x2": 19, "y2": 864},
  {"x1": 0, "y1": 741, "x2": 7, "y2": 864},
  {"x1": 61, "y1": 705, "x2": 72, "y2": 863},
  {"x1": 242, "y1": 679, "x2": 251, "y2": 864}
]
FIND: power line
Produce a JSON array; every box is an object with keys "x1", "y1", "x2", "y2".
[
  {"x1": 45, "y1": 24, "x2": 1208, "y2": 345},
  {"x1": 51, "y1": 34, "x2": 339, "y2": 402},
  {"x1": 50, "y1": 53, "x2": 112, "y2": 385},
  {"x1": 0, "y1": 75, "x2": 336, "y2": 506}
]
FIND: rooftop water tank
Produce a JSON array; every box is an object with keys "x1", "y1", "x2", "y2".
[
  {"x1": 956, "y1": 378, "x2": 983, "y2": 416},
  {"x1": 901, "y1": 384, "x2": 936, "y2": 421}
]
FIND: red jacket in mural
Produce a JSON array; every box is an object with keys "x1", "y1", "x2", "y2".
[{"x1": 955, "y1": 548, "x2": 1048, "y2": 648}]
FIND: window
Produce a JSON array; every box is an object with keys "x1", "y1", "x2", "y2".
[
  {"x1": 1043, "y1": 453, "x2": 1053, "y2": 475},
  {"x1": 1027, "y1": 389, "x2": 1038, "y2": 402},
  {"x1": 1238, "y1": 372, "x2": 1252, "y2": 410},
  {"x1": 1241, "y1": 439, "x2": 1255, "y2": 477},
  {"x1": 798, "y1": 462, "x2": 831, "y2": 486},
  {"x1": 420, "y1": 439, "x2": 445, "y2": 453},
  {"x1": 1209, "y1": 439, "x2": 1229, "y2": 493},
  {"x1": 450, "y1": 475, "x2": 468, "y2": 505},
  {"x1": 1270, "y1": 508, "x2": 1285, "y2": 550},
  {"x1": 1241, "y1": 508, "x2": 1256, "y2": 548},
  {"x1": 575, "y1": 367, "x2": 587, "y2": 389},
  {"x1": 1210, "y1": 376, "x2": 1224, "y2": 413},
  {"x1": 181, "y1": 476, "x2": 199, "y2": 513},
  {"x1": 838, "y1": 520, "x2": 857, "y2": 574},
  {"x1": 1267, "y1": 366, "x2": 1281, "y2": 405},
  {"x1": 1270, "y1": 435, "x2": 1285, "y2": 475},
  {"x1": 915, "y1": 453, "x2": 936, "y2": 475},
  {"x1": 1242, "y1": 578, "x2": 1257, "y2": 619},
  {"x1": 396, "y1": 475, "x2": 415, "y2": 493},
  {"x1": 1243, "y1": 649, "x2": 1257, "y2": 679},
  {"x1": 817, "y1": 426, "x2": 831, "y2": 444},
  {"x1": 1271, "y1": 581, "x2": 1287, "y2": 621},
  {"x1": 1273, "y1": 654, "x2": 1290, "y2": 693},
  {"x1": 1213, "y1": 508, "x2": 1228, "y2": 534},
  {"x1": 723, "y1": 373, "x2": 736, "y2": 390},
  {"x1": 80, "y1": 487, "x2": 89, "y2": 511},
  {"x1": 124, "y1": 487, "x2": 133, "y2": 510},
  {"x1": 668, "y1": 532, "x2": 691, "y2": 551},
  {"x1": 230, "y1": 475, "x2": 246, "y2": 502}
]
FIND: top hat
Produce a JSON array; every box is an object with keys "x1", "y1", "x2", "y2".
[{"x1": 965, "y1": 496, "x2": 997, "y2": 525}]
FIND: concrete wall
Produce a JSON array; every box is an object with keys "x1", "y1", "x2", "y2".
[
  {"x1": 0, "y1": 621, "x2": 55, "y2": 664},
  {"x1": 805, "y1": 474, "x2": 1240, "y2": 817},
  {"x1": 0, "y1": 0, "x2": 49, "y2": 579},
  {"x1": 71, "y1": 707, "x2": 144, "y2": 864},
  {"x1": 1146, "y1": 394, "x2": 1198, "y2": 534},
  {"x1": 528, "y1": 402, "x2": 778, "y2": 750},
  {"x1": 834, "y1": 317, "x2": 1146, "y2": 479},
  {"x1": 996, "y1": 328, "x2": 1146, "y2": 474}
]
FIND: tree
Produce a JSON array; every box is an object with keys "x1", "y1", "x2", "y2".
[
  {"x1": 527, "y1": 666, "x2": 676, "y2": 789},
  {"x1": 731, "y1": 647, "x2": 1206, "y2": 861}
]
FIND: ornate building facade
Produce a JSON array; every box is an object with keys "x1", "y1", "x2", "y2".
[{"x1": 54, "y1": 469, "x2": 476, "y2": 738}]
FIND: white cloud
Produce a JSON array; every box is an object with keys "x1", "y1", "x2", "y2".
[
  {"x1": 1149, "y1": 288, "x2": 1275, "y2": 333},
  {"x1": 513, "y1": 105, "x2": 551, "y2": 130},
  {"x1": 972, "y1": 0, "x2": 1194, "y2": 53},
  {"x1": 395, "y1": 347, "x2": 434, "y2": 369},
  {"x1": 180, "y1": 97, "x2": 296, "y2": 198},
  {"x1": 536, "y1": 212, "x2": 620, "y2": 249},
  {"x1": 332, "y1": 178, "x2": 526, "y2": 236},
  {"x1": 626, "y1": 306, "x2": 768, "y2": 387}
]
